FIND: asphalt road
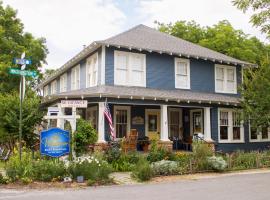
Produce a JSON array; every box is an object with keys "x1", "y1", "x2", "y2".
[{"x1": 1, "y1": 172, "x2": 270, "y2": 200}]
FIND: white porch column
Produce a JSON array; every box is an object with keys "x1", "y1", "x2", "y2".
[
  {"x1": 98, "y1": 102, "x2": 106, "y2": 143},
  {"x1": 57, "y1": 103, "x2": 65, "y2": 129},
  {"x1": 204, "y1": 107, "x2": 212, "y2": 141},
  {"x1": 160, "y1": 105, "x2": 169, "y2": 141}
]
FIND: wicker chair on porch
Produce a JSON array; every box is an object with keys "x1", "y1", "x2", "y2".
[{"x1": 122, "y1": 129, "x2": 138, "y2": 153}]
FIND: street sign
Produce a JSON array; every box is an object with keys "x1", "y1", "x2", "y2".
[
  {"x1": 13, "y1": 58, "x2": 32, "y2": 65},
  {"x1": 40, "y1": 128, "x2": 70, "y2": 157},
  {"x1": 61, "y1": 100, "x2": 88, "y2": 108},
  {"x1": 9, "y1": 68, "x2": 37, "y2": 77}
]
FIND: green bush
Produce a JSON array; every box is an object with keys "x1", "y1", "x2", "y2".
[
  {"x1": 207, "y1": 156, "x2": 227, "y2": 172},
  {"x1": 174, "y1": 152, "x2": 192, "y2": 174},
  {"x1": 231, "y1": 151, "x2": 257, "y2": 170},
  {"x1": 105, "y1": 143, "x2": 121, "y2": 163},
  {"x1": 0, "y1": 173, "x2": 7, "y2": 184},
  {"x1": 151, "y1": 160, "x2": 179, "y2": 176},
  {"x1": 192, "y1": 141, "x2": 213, "y2": 171},
  {"x1": 32, "y1": 159, "x2": 66, "y2": 182},
  {"x1": 68, "y1": 155, "x2": 112, "y2": 183},
  {"x1": 75, "y1": 119, "x2": 98, "y2": 154},
  {"x1": 147, "y1": 140, "x2": 172, "y2": 163},
  {"x1": 5, "y1": 149, "x2": 34, "y2": 182},
  {"x1": 132, "y1": 158, "x2": 153, "y2": 182}
]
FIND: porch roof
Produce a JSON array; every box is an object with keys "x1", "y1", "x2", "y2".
[{"x1": 42, "y1": 85, "x2": 240, "y2": 106}]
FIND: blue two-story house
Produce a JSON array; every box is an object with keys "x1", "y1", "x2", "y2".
[{"x1": 39, "y1": 24, "x2": 270, "y2": 152}]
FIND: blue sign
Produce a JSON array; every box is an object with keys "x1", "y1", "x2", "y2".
[
  {"x1": 13, "y1": 58, "x2": 32, "y2": 65},
  {"x1": 40, "y1": 128, "x2": 70, "y2": 157}
]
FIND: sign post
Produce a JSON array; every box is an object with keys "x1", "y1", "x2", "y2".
[{"x1": 9, "y1": 53, "x2": 34, "y2": 161}]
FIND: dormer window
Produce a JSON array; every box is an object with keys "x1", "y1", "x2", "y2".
[
  {"x1": 86, "y1": 53, "x2": 98, "y2": 87},
  {"x1": 175, "y1": 58, "x2": 190, "y2": 89},
  {"x1": 215, "y1": 64, "x2": 237, "y2": 94},
  {"x1": 71, "y1": 65, "x2": 80, "y2": 90}
]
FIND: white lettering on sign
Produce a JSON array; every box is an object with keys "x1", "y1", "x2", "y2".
[{"x1": 61, "y1": 100, "x2": 87, "y2": 108}]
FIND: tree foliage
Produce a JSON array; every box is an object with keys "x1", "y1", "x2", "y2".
[
  {"x1": 233, "y1": 0, "x2": 270, "y2": 37},
  {"x1": 0, "y1": 91, "x2": 44, "y2": 149},
  {"x1": 156, "y1": 20, "x2": 270, "y2": 66},
  {"x1": 0, "y1": 1, "x2": 48, "y2": 93}
]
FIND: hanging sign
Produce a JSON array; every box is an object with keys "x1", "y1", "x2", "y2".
[
  {"x1": 61, "y1": 100, "x2": 87, "y2": 108},
  {"x1": 40, "y1": 127, "x2": 70, "y2": 157}
]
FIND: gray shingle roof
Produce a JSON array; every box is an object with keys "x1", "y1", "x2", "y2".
[
  {"x1": 39, "y1": 24, "x2": 255, "y2": 88},
  {"x1": 42, "y1": 85, "x2": 240, "y2": 105},
  {"x1": 99, "y1": 24, "x2": 253, "y2": 66}
]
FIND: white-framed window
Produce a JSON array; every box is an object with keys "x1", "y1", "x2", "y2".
[
  {"x1": 175, "y1": 58, "x2": 190, "y2": 89},
  {"x1": 86, "y1": 53, "x2": 98, "y2": 87},
  {"x1": 60, "y1": 73, "x2": 67, "y2": 93},
  {"x1": 43, "y1": 85, "x2": 48, "y2": 97},
  {"x1": 114, "y1": 51, "x2": 146, "y2": 87},
  {"x1": 71, "y1": 65, "x2": 80, "y2": 90},
  {"x1": 51, "y1": 80, "x2": 57, "y2": 94},
  {"x1": 215, "y1": 64, "x2": 237, "y2": 94},
  {"x1": 218, "y1": 108, "x2": 244, "y2": 143},
  {"x1": 86, "y1": 106, "x2": 98, "y2": 130},
  {"x1": 168, "y1": 108, "x2": 183, "y2": 139},
  {"x1": 113, "y1": 105, "x2": 131, "y2": 139},
  {"x1": 249, "y1": 123, "x2": 270, "y2": 142}
]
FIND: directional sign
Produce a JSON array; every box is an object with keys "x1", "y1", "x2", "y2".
[
  {"x1": 13, "y1": 58, "x2": 32, "y2": 65},
  {"x1": 9, "y1": 68, "x2": 37, "y2": 77}
]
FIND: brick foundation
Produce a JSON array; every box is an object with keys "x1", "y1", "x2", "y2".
[{"x1": 157, "y1": 140, "x2": 173, "y2": 152}]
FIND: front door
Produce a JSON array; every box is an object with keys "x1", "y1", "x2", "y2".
[
  {"x1": 190, "y1": 109, "x2": 203, "y2": 135},
  {"x1": 145, "y1": 109, "x2": 160, "y2": 140}
]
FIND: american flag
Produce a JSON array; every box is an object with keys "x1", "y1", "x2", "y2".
[{"x1": 104, "y1": 101, "x2": 115, "y2": 140}]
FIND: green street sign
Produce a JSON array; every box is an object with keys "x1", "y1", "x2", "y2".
[{"x1": 9, "y1": 68, "x2": 37, "y2": 77}]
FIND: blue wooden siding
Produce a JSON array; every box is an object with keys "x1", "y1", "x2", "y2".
[{"x1": 105, "y1": 46, "x2": 242, "y2": 95}]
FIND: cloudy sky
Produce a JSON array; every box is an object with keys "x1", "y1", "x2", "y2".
[{"x1": 3, "y1": 0, "x2": 267, "y2": 70}]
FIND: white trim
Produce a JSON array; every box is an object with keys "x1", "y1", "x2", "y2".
[
  {"x1": 190, "y1": 109, "x2": 204, "y2": 136},
  {"x1": 174, "y1": 57, "x2": 190, "y2": 89},
  {"x1": 203, "y1": 107, "x2": 212, "y2": 141},
  {"x1": 114, "y1": 50, "x2": 146, "y2": 87},
  {"x1": 218, "y1": 108, "x2": 244, "y2": 143},
  {"x1": 98, "y1": 102, "x2": 105, "y2": 143},
  {"x1": 86, "y1": 52, "x2": 98, "y2": 88},
  {"x1": 101, "y1": 45, "x2": 106, "y2": 85},
  {"x1": 113, "y1": 105, "x2": 131, "y2": 139},
  {"x1": 160, "y1": 105, "x2": 169, "y2": 141},
  {"x1": 215, "y1": 64, "x2": 237, "y2": 94}
]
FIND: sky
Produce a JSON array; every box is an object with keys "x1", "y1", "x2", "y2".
[{"x1": 2, "y1": 0, "x2": 268, "y2": 70}]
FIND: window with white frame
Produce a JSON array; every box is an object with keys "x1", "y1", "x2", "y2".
[
  {"x1": 71, "y1": 65, "x2": 80, "y2": 90},
  {"x1": 219, "y1": 109, "x2": 244, "y2": 142},
  {"x1": 60, "y1": 73, "x2": 67, "y2": 93},
  {"x1": 43, "y1": 85, "x2": 48, "y2": 96},
  {"x1": 175, "y1": 58, "x2": 190, "y2": 89},
  {"x1": 113, "y1": 106, "x2": 130, "y2": 138},
  {"x1": 249, "y1": 122, "x2": 270, "y2": 142},
  {"x1": 114, "y1": 51, "x2": 146, "y2": 87},
  {"x1": 86, "y1": 106, "x2": 98, "y2": 130},
  {"x1": 86, "y1": 53, "x2": 98, "y2": 87},
  {"x1": 215, "y1": 65, "x2": 237, "y2": 94},
  {"x1": 51, "y1": 80, "x2": 57, "y2": 94}
]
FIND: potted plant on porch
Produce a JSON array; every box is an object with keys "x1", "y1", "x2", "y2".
[{"x1": 137, "y1": 136, "x2": 150, "y2": 152}]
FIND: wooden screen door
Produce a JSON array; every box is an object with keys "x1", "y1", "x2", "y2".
[{"x1": 145, "y1": 110, "x2": 160, "y2": 140}]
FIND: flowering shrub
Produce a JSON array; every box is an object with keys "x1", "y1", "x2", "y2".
[
  {"x1": 68, "y1": 155, "x2": 112, "y2": 183},
  {"x1": 207, "y1": 156, "x2": 227, "y2": 172},
  {"x1": 151, "y1": 160, "x2": 179, "y2": 176}
]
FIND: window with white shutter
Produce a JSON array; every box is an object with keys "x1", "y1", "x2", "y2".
[
  {"x1": 71, "y1": 65, "x2": 80, "y2": 90},
  {"x1": 51, "y1": 80, "x2": 57, "y2": 94},
  {"x1": 114, "y1": 51, "x2": 145, "y2": 87},
  {"x1": 175, "y1": 58, "x2": 190, "y2": 89},
  {"x1": 215, "y1": 65, "x2": 237, "y2": 94},
  {"x1": 60, "y1": 73, "x2": 67, "y2": 92},
  {"x1": 86, "y1": 53, "x2": 98, "y2": 87}
]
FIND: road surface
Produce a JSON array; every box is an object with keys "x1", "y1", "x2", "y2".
[{"x1": 1, "y1": 172, "x2": 270, "y2": 200}]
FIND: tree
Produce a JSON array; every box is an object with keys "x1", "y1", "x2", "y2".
[
  {"x1": 241, "y1": 62, "x2": 270, "y2": 127},
  {"x1": 0, "y1": 1, "x2": 48, "y2": 93},
  {"x1": 0, "y1": 90, "x2": 43, "y2": 150},
  {"x1": 233, "y1": 0, "x2": 270, "y2": 37}
]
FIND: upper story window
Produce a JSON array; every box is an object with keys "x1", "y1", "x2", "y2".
[
  {"x1": 71, "y1": 65, "x2": 80, "y2": 90},
  {"x1": 86, "y1": 53, "x2": 98, "y2": 87},
  {"x1": 51, "y1": 80, "x2": 57, "y2": 94},
  {"x1": 175, "y1": 58, "x2": 190, "y2": 89},
  {"x1": 215, "y1": 64, "x2": 237, "y2": 94},
  {"x1": 43, "y1": 85, "x2": 48, "y2": 97},
  {"x1": 60, "y1": 73, "x2": 67, "y2": 93},
  {"x1": 218, "y1": 108, "x2": 244, "y2": 143},
  {"x1": 114, "y1": 50, "x2": 146, "y2": 87}
]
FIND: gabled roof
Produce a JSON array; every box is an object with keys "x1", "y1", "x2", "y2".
[
  {"x1": 42, "y1": 85, "x2": 240, "y2": 105},
  {"x1": 39, "y1": 24, "x2": 255, "y2": 88}
]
